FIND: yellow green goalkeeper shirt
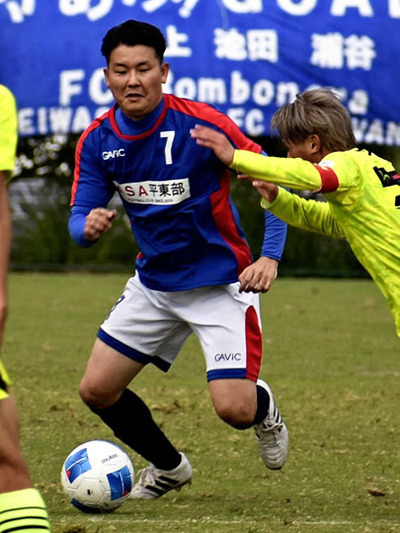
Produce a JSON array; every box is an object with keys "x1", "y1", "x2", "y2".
[
  {"x1": 232, "y1": 148, "x2": 400, "y2": 337},
  {"x1": 0, "y1": 84, "x2": 17, "y2": 172}
]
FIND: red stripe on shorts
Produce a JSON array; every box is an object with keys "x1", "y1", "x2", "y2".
[{"x1": 245, "y1": 306, "x2": 262, "y2": 382}]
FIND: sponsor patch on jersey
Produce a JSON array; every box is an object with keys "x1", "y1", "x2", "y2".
[
  {"x1": 114, "y1": 179, "x2": 190, "y2": 204},
  {"x1": 373, "y1": 167, "x2": 400, "y2": 188}
]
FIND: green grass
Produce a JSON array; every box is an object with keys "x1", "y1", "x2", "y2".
[{"x1": 3, "y1": 273, "x2": 399, "y2": 533}]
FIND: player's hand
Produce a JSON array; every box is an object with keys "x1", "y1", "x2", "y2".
[
  {"x1": 190, "y1": 125, "x2": 235, "y2": 167},
  {"x1": 251, "y1": 180, "x2": 279, "y2": 203},
  {"x1": 84, "y1": 208, "x2": 117, "y2": 241},
  {"x1": 239, "y1": 256, "x2": 279, "y2": 293}
]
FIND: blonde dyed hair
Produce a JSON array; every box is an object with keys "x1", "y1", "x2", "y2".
[{"x1": 271, "y1": 88, "x2": 357, "y2": 152}]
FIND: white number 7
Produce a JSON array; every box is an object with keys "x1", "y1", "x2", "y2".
[{"x1": 160, "y1": 131, "x2": 175, "y2": 165}]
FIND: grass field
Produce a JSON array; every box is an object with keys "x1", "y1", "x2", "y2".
[{"x1": 3, "y1": 273, "x2": 399, "y2": 533}]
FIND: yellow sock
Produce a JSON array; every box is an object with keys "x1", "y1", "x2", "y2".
[{"x1": 0, "y1": 488, "x2": 51, "y2": 532}]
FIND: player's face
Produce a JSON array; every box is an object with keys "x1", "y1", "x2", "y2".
[{"x1": 105, "y1": 44, "x2": 169, "y2": 121}]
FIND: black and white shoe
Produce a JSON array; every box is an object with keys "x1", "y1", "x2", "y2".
[
  {"x1": 254, "y1": 379, "x2": 289, "y2": 470},
  {"x1": 130, "y1": 453, "x2": 192, "y2": 499}
]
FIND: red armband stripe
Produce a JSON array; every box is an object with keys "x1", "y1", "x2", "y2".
[{"x1": 314, "y1": 165, "x2": 339, "y2": 193}]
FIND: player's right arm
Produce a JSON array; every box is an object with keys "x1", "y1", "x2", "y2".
[
  {"x1": 69, "y1": 129, "x2": 116, "y2": 247},
  {"x1": 191, "y1": 125, "x2": 330, "y2": 192},
  {"x1": 83, "y1": 208, "x2": 117, "y2": 241},
  {"x1": 232, "y1": 150, "x2": 327, "y2": 191}
]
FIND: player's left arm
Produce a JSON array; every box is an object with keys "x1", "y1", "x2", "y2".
[
  {"x1": 208, "y1": 120, "x2": 288, "y2": 293},
  {"x1": 238, "y1": 209, "x2": 287, "y2": 293},
  {"x1": 263, "y1": 186, "x2": 345, "y2": 239}
]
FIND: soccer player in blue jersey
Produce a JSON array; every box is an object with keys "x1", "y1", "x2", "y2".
[
  {"x1": 69, "y1": 20, "x2": 289, "y2": 499},
  {"x1": 0, "y1": 85, "x2": 52, "y2": 531}
]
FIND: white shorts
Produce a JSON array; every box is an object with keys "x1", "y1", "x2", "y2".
[{"x1": 98, "y1": 274, "x2": 263, "y2": 382}]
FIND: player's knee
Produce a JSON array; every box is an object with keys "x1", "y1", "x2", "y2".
[
  {"x1": 79, "y1": 379, "x2": 112, "y2": 410},
  {"x1": 214, "y1": 402, "x2": 254, "y2": 430},
  {"x1": 78, "y1": 380, "x2": 96, "y2": 407},
  {"x1": 0, "y1": 453, "x2": 31, "y2": 492}
]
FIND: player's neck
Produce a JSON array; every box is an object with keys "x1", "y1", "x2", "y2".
[{"x1": 116, "y1": 97, "x2": 165, "y2": 135}]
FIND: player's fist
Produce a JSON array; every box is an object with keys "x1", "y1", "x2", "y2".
[{"x1": 84, "y1": 208, "x2": 116, "y2": 241}]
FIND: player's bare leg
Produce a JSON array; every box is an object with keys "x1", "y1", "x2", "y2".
[
  {"x1": 0, "y1": 395, "x2": 31, "y2": 493},
  {"x1": 209, "y1": 378, "x2": 289, "y2": 469},
  {"x1": 0, "y1": 394, "x2": 52, "y2": 531},
  {"x1": 209, "y1": 378, "x2": 257, "y2": 428},
  {"x1": 79, "y1": 338, "x2": 145, "y2": 409},
  {"x1": 80, "y1": 339, "x2": 192, "y2": 500}
]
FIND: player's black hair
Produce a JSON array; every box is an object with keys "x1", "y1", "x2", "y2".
[{"x1": 101, "y1": 20, "x2": 167, "y2": 64}]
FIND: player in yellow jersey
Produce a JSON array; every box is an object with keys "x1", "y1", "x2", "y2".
[
  {"x1": 0, "y1": 85, "x2": 52, "y2": 531},
  {"x1": 190, "y1": 88, "x2": 400, "y2": 338}
]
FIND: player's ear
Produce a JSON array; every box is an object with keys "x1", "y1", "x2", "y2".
[
  {"x1": 161, "y1": 62, "x2": 170, "y2": 84},
  {"x1": 104, "y1": 68, "x2": 110, "y2": 88},
  {"x1": 309, "y1": 134, "x2": 321, "y2": 153}
]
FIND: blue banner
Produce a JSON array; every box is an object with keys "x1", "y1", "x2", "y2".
[{"x1": 1, "y1": 1, "x2": 399, "y2": 145}]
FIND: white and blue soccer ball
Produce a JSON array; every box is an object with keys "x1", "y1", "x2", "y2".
[{"x1": 61, "y1": 439, "x2": 134, "y2": 513}]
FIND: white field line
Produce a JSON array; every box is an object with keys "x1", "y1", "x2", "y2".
[{"x1": 56, "y1": 515, "x2": 400, "y2": 527}]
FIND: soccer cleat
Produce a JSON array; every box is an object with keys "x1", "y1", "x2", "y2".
[
  {"x1": 130, "y1": 452, "x2": 192, "y2": 499},
  {"x1": 254, "y1": 379, "x2": 289, "y2": 470}
]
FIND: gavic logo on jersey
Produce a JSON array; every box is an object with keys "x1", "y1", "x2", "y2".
[
  {"x1": 214, "y1": 353, "x2": 242, "y2": 362},
  {"x1": 102, "y1": 149, "x2": 126, "y2": 160}
]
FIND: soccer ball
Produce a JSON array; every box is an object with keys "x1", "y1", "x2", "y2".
[{"x1": 61, "y1": 440, "x2": 134, "y2": 513}]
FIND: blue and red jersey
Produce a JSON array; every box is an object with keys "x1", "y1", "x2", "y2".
[{"x1": 69, "y1": 94, "x2": 286, "y2": 291}]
